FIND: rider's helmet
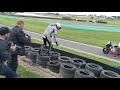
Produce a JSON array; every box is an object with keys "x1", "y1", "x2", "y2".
[{"x1": 55, "y1": 22, "x2": 61, "y2": 30}]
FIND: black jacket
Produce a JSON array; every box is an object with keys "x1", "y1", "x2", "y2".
[
  {"x1": 8, "y1": 26, "x2": 31, "y2": 47},
  {"x1": 0, "y1": 39, "x2": 11, "y2": 64}
]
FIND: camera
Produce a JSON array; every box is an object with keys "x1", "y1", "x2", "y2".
[
  {"x1": 25, "y1": 34, "x2": 31, "y2": 41},
  {"x1": 7, "y1": 41, "x2": 22, "y2": 50}
]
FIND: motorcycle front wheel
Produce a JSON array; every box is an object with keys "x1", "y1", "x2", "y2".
[{"x1": 103, "y1": 48, "x2": 109, "y2": 54}]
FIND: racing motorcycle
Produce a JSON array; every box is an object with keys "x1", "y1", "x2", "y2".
[
  {"x1": 103, "y1": 42, "x2": 120, "y2": 57},
  {"x1": 103, "y1": 42, "x2": 112, "y2": 54}
]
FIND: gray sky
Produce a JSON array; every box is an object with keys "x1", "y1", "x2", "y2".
[{"x1": 45, "y1": 12, "x2": 120, "y2": 16}]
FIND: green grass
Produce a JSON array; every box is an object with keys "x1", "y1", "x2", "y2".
[
  {"x1": 16, "y1": 65, "x2": 43, "y2": 78},
  {"x1": 0, "y1": 64, "x2": 43, "y2": 78},
  {"x1": 0, "y1": 15, "x2": 120, "y2": 47},
  {"x1": 32, "y1": 38, "x2": 120, "y2": 66}
]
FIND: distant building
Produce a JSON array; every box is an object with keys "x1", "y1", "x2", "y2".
[
  {"x1": 62, "y1": 16, "x2": 71, "y2": 20},
  {"x1": 112, "y1": 16, "x2": 120, "y2": 19}
]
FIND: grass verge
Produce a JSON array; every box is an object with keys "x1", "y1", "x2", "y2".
[
  {"x1": 32, "y1": 38, "x2": 120, "y2": 66},
  {"x1": 0, "y1": 64, "x2": 43, "y2": 78}
]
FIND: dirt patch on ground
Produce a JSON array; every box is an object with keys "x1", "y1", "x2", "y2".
[{"x1": 18, "y1": 56, "x2": 62, "y2": 78}]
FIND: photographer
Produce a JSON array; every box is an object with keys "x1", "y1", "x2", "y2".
[
  {"x1": 8, "y1": 20, "x2": 31, "y2": 73},
  {"x1": 0, "y1": 27, "x2": 17, "y2": 78}
]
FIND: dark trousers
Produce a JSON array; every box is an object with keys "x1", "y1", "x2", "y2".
[
  {"x1": 43, "y1": 37, "x2": 52, "y2": 51},
  {"x1": 7, "y1": 54, "x2": 18, "y2": 72},
  {"x1": 0, "y1": 64, "x2": 17, "y2": 78}
]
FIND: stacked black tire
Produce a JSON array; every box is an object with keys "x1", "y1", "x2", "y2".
[
  {"x1": 47, "y1": 61, "x2": 61, "y2": 73},
  {"x1": 25, "y1": 46, "x2": 120, "y2": 78},
  {"x1": 70, "y1": 58, "x2": 86, "y2": 68},
  {"x1": 50, "y1": 51, "x2": 61, "y2": 60},
  {"x1": 24, "y1": 46, "x2": 31, "y2": 56},
  {"x1": 26, "y1": 47, "x2": 40, "y2": 63},
  {"x1": 38, "y1": 47, "x2": 49, "y2": 54},
  {"x1": 59, "y1": 63, "x2": 77, "y2": 78},
  {"x1": 46, "y1": 51, "x2": 61, "y2": 73},
  {"x1": 85, "y1": 63, "x2": 103, "y2": 77},
  {"x1": 74, "y1": 68, "x2": 96, "y2": 78},
  {"x1": 58, "y1": 56, "x2": 71, "y2": 63},
  {"x1": 100, "y1": 70, "x2": 120, "y2": 78},
  {"x1": 36, "y1": 52, "x2": 50, "y2": 68}
]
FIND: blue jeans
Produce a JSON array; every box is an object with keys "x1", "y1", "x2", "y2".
[{"x1": 0, "y1": 64, "x2": 17, "y2": 78}]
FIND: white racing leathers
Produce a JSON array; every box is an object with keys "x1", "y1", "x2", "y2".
[{"x1": 42, "y1": 25, "x2": 58, "y2": 51}]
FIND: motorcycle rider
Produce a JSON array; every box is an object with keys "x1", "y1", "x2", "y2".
[
  {"x1": 103, "y1": 41, "x2": 120, "y2": 57},
  {"x1": 42, "y1": 22, "x2": 62, "y2": 52}
]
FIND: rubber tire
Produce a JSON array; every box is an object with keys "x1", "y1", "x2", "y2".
[
  {"x1": 74, "y1": 68, "x2": 95, "y2": 78},
  {"x1": 24, "y1": 46, "x2": 31, "y2": 56},
  {"x1": 36, "y1": 54, "x2": 50, "y2": 68},
  {"x1": 58, "y1": 56, "x2": 71, "y2": 63},
  {"x1": 25, "y1": 51, "x2": 31, "y2": 57},
  {"x1": 36, "y1": 53, "x2": 50, "y2": 60},
  {"x1": 27, "y1": 52, "x2": 37, "y2": 63},
  {"x1": 50, "y1": 51, "x2": 61, "y2": 60},
  {"x1": 40, "y1": 53, "x2": 49, "y2": 56},
  {"x1": 100, "y1": 70, "x2": 120, "y2": 78},
  {"x1": 39, "y1": 48, "x2": 49, "y2": 53},
  {"x1": 24, "y1": 46, "x2": 31, "y2": 51},
  {"x1": 47, "y1": 61, "x2": 61, "y2": 73},
  {"x1": 70, "y1": 58, "x2": 86, "y2": 68},
  {"x1": 103, "y1": 48, "x2": 109, "y2": 54},
  {"x1": 71, "y1": 58, "x2": 86, "y2": 68},
  {"x1": 36, "y1": 59, "x2": 49, "y2": 68},
  {"x1": 31, "y1": 47, "x2": 40, "y2": 53},
  {"x1": 85, "y1": 63, "x2": 103, "y2": 77},
  {"x1": 59, "y1": 63, "x2": 77, "y2": 78}
]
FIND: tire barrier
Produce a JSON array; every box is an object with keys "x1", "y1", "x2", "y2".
[
  {"x1": 58, "y1": 56, "x2": 71, "y2": 63},
  {"x1": 39, "y1": 53, "x2": 49, "y2": 57},
  {"x1": 25, "y1": 43, "x2": 120, "y2": 78},
  {"x1": 25, "y1": 51, "x2": 31, "y2": 56},
  {"x1": 24, "y1": 46, "x2": 31, "y2": 51},
  {"x1": 31, "y1": 47, "x2": 40, "y2": 53},
  {"x1": 38, "y1": 48, "x2": 49, "y2": 54},
  {"x1": 74, "y1": 68, "x2": 96, "y2": 78},
  {"x1": 70, "y1": 58, "x2": 86, "y2": 68},
  {"x1": 27, "y1": 52, "x2": 37, "y2": 63},
  {"x1": 36, "y1": 53, "x2": 50, "y2": 68},
  {"x1": 100, "y1": 70, "x2": 120, "y2": 78},
  {"x1": 36, "y1": 53, "x2": 50, "y2": 60},
  {"x1": 59, "y1": 63, "x2": 77, "y2": 78},
  {"x1": 47, "y1": 61, "x2": 61, "y2": 73},
  {"x1": 24, "y1": 46, "x2": 32, "y2": 56},
  {"x1": 85, "y1": 63, "x2": 103, "y2": 77},
  {"x1": 50, "y1": 51, "x2": 61, "y2": 60}
]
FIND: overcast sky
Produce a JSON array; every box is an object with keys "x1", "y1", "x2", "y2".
[{"x1": 46, "y1": 12, "x2": 120, "y2": 16}]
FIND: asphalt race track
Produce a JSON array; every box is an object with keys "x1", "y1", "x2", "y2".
[{"x1": 0, "y1": 24, "x2": 120, "y2": 63}]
